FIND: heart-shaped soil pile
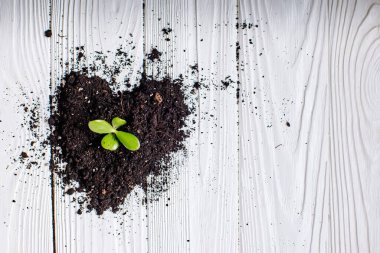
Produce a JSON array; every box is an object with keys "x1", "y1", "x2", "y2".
[{"x1": 49, "y1": 72, "x2": 190, "y2": 214}]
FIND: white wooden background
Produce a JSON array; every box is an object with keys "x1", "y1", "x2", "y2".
[{"x1": 1, "y1": 0, "x2": 380, "y2": 252}]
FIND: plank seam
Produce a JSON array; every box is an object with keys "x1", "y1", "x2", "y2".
[
  {"x1": 194, "y1": 1, "x2": 201, "y2": 252},
  {"x1": 236, "y1": 0, "x2": 241, "y2": 252},
  {"x1": 142, "y1": 1, "x2": 150, "y2": 253},
  {"x1": 48, "y1": 0, "x2": 57, "y2": 251}
]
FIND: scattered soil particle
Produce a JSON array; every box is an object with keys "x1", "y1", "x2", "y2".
[
  {"x1": 236, "y1": 87, "x2": 240, "y2": 100},
  {"x1": 66, "y1": 188, "x2": 75, "y2": 195},
  {"x1": 221, "y1": 76, "x2": 234, "y2": 89},
  {"x1": 154, "y1": 92, "x2": 163, "y2": 104},
  {"x1": 286, "y1": 121, "x2": 290, "y2": 127},
  {"x1": 193, "y1": 82, "x2": 200, "y2": 90},
  {"x1": 21, "y1": 152, "x2": 28, "y2": 159},
  {"x1": 50, "y1": 72, "x2": 190, "y2": 215},
  {"x1": 77, "y1": 52, "x2": 85, "y2": 60},
  {"x1": 190, "y1": 64, "x2": 198, "y2": 75},
  {"x1": 162, "y1": 27, "x2": 173, "y2": 35},
  {"x1": 236, "y1": 22, "x2": 255, "y2": 29},
  {"x1": 44, "y1": 29, "x2": 52, "y2": 37},
  {"x1": 236, "y1": 42, "x2": 240, "y2": 62},
  {"x1": 147, "y1": 48, "x2": 162, "y2": 62}
]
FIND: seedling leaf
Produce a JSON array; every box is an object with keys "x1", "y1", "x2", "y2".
[
  {"x1": 115, "y1": 131, "x2": 140, "y2": 151},
  {"x1": 112, "y1": 117, "x2": 126, "y2": 129},
  {"x1": 101, "y1": 133, "x2": 119, "y2": 151},
  {"x1": 88, "y1": 120, "x2": 115, "y2": 134},
  {"x1": 88, "y1": 117, "x2": 140, "y2": 152}
]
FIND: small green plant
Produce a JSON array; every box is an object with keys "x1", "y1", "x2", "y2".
[{"x1": 88, "y1": 117, "x2": 140, "y2": 151}]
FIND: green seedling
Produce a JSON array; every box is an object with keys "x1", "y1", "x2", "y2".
[{"x1": 88, "y1": 117, "x2": 140, "y2": 151}]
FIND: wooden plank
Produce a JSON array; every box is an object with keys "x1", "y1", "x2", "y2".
[
  {"x1": 326, "y1": 2, "x2": 380, "y2": 251},
  {"x1": 192, "y1": 0, "x2": 240, "y2": 252},
  {"x1": 145, "y1": 0, "x2": 239, "y2": 252},
  {"x1": 238, "y1": 0, "x2": 380, "y2": 252},
  {"x1": 144, "y1": 1, "x2": 198, "y2": 252},
  {"x1": 50, "y1": 0, "x2": 147, "y2": 252},
  {"x1": 0, "y1": 0, "x2": 53, "y2": 252}
]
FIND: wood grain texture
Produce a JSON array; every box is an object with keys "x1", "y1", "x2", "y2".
[
  {"x1": 0, "y1": 0, "x2": 53, "y2": 252},
  {"x1": 50, "y1": 0, "x2": 147, "y2": 252},
  {"x1": 193, "y1": 0, "x2": 240, "y2": 252},
  {"x1": 238, "y1": 0, "x2": 380, "y2": 252},
  {"x1": 144, "y1": 0, "x2": 240, "y2": 252}
]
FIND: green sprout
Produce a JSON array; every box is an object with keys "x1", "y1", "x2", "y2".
[{"x1": 88, "y1": 117, "x2": 140, "y2": 151}]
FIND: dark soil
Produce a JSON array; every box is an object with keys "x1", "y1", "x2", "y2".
[
  {"x1": 44, "y1": 29, "x2": 52, "y2": 37},
  {"x1": 50, "y1": 71, "x2": 190, "y2": 214},
  {"x1": 189, "y1": 64, "x2": 198, "y2": 75},
  {"x1": 192, "y1": 82, "x2": 200, "y2": 90},
  {"x1": 147, "y1": 48, "x2": 162, "y2": 62},
  {"x1": 221, "y1": 76, "x2": 234, "y2": 89},
  {"x1": 161, "y1": 27, "x2": 173, "y2": 35},
  {"x1": 20, "y1": 152, "x2": 28, "y2": 159}
]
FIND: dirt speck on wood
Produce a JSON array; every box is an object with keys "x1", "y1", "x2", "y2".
[
  {"x1": 44, "y1": 29, "x2": 52, "y2": 37},
  {"x1": 147, "y1": 48, "x2": 162, "y2": 62}
]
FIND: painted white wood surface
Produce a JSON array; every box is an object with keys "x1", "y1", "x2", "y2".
[
  {"x1": 144, "y1": 1, "x2": 239, "y2": 252},
  {"x1": 1, "y1": 0, "x2": 380, "y2": 252},
  {"x1": 0, "y1": 0, "x2": 53, "y2": 252},
  {"x1": 144, "y1": 1, "x2": 197, "y2": 252},
  {"x1": 194, "y1": 1, "x2": 240, "y2": 252},
  {"x1": 238, "y1": 0, "x2": 380, "y2": 252}
]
